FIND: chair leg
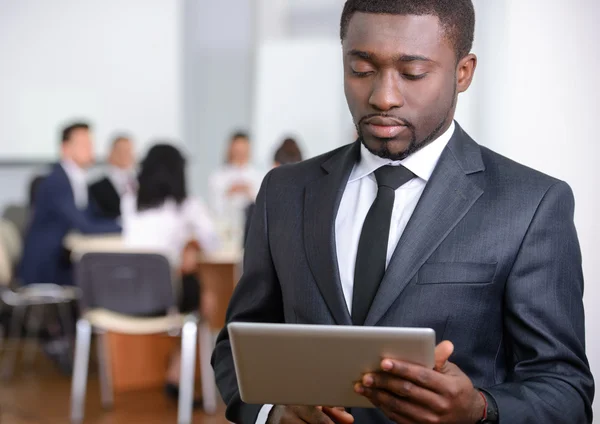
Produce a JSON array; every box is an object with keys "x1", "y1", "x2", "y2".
[
  {"x1": 199, "y1": 320, "x2": 218, "y2": 415},
  {"x1": 0, "y1": 303, "x2": 4, "y2": 351},
  {"x1": 23, "y1": 305, "x2": 42, "y2": 365},
  {"x1": 1, "y1": 303, "x2": 27, "y2": 380},
  {"x1": 178, "y1": 317, "x2": 198, "y2": 424},
  {"x1": 58, "y1": 301, "x2": 74, "y2": 362},
  {"x1": 70, "y1": 319, "x2": 92, "y2": 424},
  {"x1": 96, "y1": 332, "x2": 114, "y2": 409}
]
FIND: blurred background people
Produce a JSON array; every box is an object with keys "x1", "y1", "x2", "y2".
[
  {"x1": 122, "y1": 143, "x2": 220, "y2": 270},
  {"x1": 244, "y1": 137, "x2": 303, "y2": 244},
  {"x1": 209, "y1": 132, "x2": 262, "y2": 245},
  {"x1": 89, "y1": 135, "x2": 136, "y2": 219},
  {"x1": 19, "y1": 122, "x2": 121, "y2": 288},
  {"x1": 273, "y1": 137, "x2": 303, "y2": 167},
  {"x1": 120, "y1": 143, "x2": 220, "y2": 401}
]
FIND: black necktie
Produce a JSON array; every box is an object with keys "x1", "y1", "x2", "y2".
[{"x1": 351, "y1": 165, "x2": 416, "y2": 325}]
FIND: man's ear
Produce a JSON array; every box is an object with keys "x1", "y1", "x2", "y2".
[{"x1": 457, "y1": 53, "x2": 477, "y2": 94}]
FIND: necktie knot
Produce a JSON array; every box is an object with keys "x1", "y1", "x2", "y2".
[{"x1": 374, "y1": 165, "x2": 415, "y2": 190}]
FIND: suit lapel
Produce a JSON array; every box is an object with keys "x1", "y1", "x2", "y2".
[
  {"x1": 364, "y1": 126, "x2": 486, "y2": 326},
  {"x1": 56, "y1": 164, "x2": 76, "y2": 203},
  {"x1": 105, "y1": 177, "x2": 120, "y2": 199},
  {"x1": 304, "y1": 143, "x2": 359, "y2": 326}
]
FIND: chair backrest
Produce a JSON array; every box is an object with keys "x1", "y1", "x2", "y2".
[
  {"x1": 0, "y1": 219, "x2": 23, "y2": 266},
  {"x1": 2, "y1": 204, "x2": 29, "y2": 237},
  {"x1": 67, "y1": 234, "x2": 127, "y2": 262},
  {"x1": 0, "y1": 234, "x2": 12, "y2": 287},
  {"x1": 76, "y1": 252, "x2": 176, "y2": 316}
]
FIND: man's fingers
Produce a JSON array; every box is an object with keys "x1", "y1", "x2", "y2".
[
  {"x1": 322, "y1": 407, "x2": 354, "y2": 424},
  {"x1": 358, "y1": 372, "x2": 448, "y2": 413},
  {"x1": 434, "y1": 340, "x2": 454, "y2": 371},
  {"x1": 378, "y1": 359, "x2": 447, "y2": 393}
]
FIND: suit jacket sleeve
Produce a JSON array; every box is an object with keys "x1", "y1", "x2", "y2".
[
  {"x1": 51, "y1": 183, "x2": 121, "y2": 234},
  {"x1": 89, "y1": 179, "x2": 121, "y2": 219},
  {"x1": 211, "y1": 171, "x2": 284, "y2": 424},
  {"x1": 486, "y1": 181, "x2": 594, "y2": 423},
  {"x1": 88, "y1": 181, "x2": 109, "y2": 217}
]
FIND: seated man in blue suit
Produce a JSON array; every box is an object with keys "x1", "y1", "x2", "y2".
[{"x1": 19, "y1": 122, "x2": 121, "y2": 287}]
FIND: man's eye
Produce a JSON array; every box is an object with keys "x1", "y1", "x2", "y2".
[
  {"x1": 351, "y1": 70, "x2": 374, "y2": 77},
  {"x1": 403, "y1": 73, "x2": 427, "y2": 81}
]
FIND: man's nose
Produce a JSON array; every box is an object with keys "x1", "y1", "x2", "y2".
[{"x1": 369, "y1": 70, "x2": 405, "y2": 112}]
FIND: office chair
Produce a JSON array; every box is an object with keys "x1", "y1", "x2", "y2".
[{"x1": 70, "y1": 251, "x2": 217, "y2": 424}]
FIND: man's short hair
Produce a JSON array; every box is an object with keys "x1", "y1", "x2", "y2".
[
  {"x1": 340, "y1": 0, "x2": 475, "y2": 59},
  {"x1": 61, "y1": 122, "x2": 90, "y2": 144},
  {"x1": 111, "y1": 134, "x2": 131, "y2": 148},
  {"x1": 230, "y1": 131, "x2": 250, "y2": 142}
]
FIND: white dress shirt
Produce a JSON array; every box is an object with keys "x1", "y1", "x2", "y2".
[
  {"x1": 120, "y1": 193, "x2": 221, "y2": 267},
  {"x1": 61, "y1": 160, "x2": 88, "y2": 210},
  {"x1": 107, "y1": 165, "x2": 136, "y2": 195},
  {"x1": 209, "y1": 164, "x2": 264, "y2": 215},
  {"x1": 255, "y1": 121, "x2": 455, "y2": 424}
]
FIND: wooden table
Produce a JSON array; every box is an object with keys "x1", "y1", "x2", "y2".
[{"x1": 66, "y1": 233, "x2": 242, "y2": 393}]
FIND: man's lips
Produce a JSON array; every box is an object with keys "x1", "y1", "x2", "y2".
[{"x1": 364, "y1": 117, "x2": 408, "y2": 138}]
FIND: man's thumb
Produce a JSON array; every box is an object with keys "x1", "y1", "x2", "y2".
[{"x1": 434, "y1": 340, "x2": 454, "y2": 371}]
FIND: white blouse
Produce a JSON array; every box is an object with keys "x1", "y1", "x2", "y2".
[{"x1": 120, "y1": 193, "x2": 220, "y2": 267}]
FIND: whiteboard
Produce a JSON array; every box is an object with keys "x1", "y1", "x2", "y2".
[
  {"x1": 252, "y1": 38, "x2": 354, "y2": 168},
  {"x1": 0, "y1": 0, "x2": 181, "y2": 160}
]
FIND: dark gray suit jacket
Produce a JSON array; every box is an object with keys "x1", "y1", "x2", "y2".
[{"x1": 212, "y1": 124, "x2": 594, "y2": 423}]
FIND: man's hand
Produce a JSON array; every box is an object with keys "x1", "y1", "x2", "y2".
[
  {"x1": 267, "y1": 405, "x2": 354, "y2": 424},
  {"x1": 227, "y1": 183, "x2": 252, "y2": 197},
  {"x1": 355, "y1": 341, "x2": 485, "y2": 424}
]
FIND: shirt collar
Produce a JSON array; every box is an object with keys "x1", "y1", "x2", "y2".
[
  {"x1": 61, "y1": 159, "x2": 87, "y2": 182},
  {"x1": 108, "y1": 165, "x2": 134, "y2": 181},
  {"x1": 349, "y1": 121, "x2": 455, "y2": 183}
]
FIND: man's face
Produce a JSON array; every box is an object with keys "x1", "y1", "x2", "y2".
[
  {"x1": 63, "y1": 128, "x2": 94, "y2": 168},
  {"x1": 229, "y1": 137, "x2": 250, "y2": 166},
  {"x1": 343, "y1": 13, "x2": 476, "y2": 160},
  {"x1": 110, "y1": 139, "x2": 135, "y2": 170}
]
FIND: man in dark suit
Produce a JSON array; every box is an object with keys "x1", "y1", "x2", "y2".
[
  {"x1": 19, "y1": 122, "x2": 121, "y2": 287},
  {"x1": 244, "y1": 138, "x2": 304, "y2": 246},
  {"x1": 89, "y1": 135, "x2": 136, "y2": 219},
  {"x1": 212, "y1": 1, "x2": 594, "y2": 423}
]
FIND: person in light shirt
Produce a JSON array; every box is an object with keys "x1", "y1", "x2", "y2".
[
  {"x1": 120, "y1": 143, "x2": 220, "y2": 401},
  {"x1": 208, "y1": 131, "x2": 263, "y2": 223},
  {"x1": 212, "y1": 0, "x2": 593, "y2": 423},
  {"x1": 89, "y1": 135, "x2": 137, "y2": 219}
]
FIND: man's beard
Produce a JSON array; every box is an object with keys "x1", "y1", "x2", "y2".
[
  {"x1": 357, "y1": 117, "x2": 448, "y2": 161},
  {"x1": 356, "y1": 86, "x2": 457, "y2": 161}
]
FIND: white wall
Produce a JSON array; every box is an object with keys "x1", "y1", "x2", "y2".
[
  {"x1": 182, "y1": 0, "x2": 254, "y2": 196},
  {"x1": 0, "y1": 0, "x2": 182, "y2": 160}
]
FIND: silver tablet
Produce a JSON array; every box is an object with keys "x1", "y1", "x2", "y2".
[{"x1": 228, "y1": 322, "x2": 435, "y2": 408}]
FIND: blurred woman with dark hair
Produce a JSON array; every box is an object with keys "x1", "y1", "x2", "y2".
[
  {"x1": 273, "y1": 137, "x2": 303, "y2": 167},
  {"x1": 120, "y1": 143, "x2": 220, "y2": 402}
]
